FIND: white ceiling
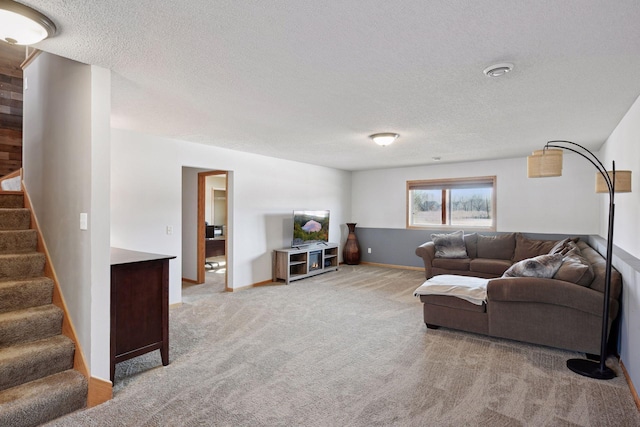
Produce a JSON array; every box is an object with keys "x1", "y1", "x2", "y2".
[{"x1": 22, "y1": 0, "x2": 640, "y2": 171}]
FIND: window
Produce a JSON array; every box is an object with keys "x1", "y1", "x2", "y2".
[{"x1": 407, "y1": 176, "x2": 496, "y2": 230}]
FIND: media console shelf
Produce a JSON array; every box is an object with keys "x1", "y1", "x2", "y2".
[{"x1": 273, "y1": 243, "x2": 339, "y2": 284}]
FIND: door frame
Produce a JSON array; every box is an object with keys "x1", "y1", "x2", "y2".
[{"x1": 197, "y1": 170, "x2": 228, "y2": 286}]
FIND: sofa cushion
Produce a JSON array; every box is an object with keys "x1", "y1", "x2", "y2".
[
  {"x1": 513, "y1": 234, "x2": 560, "y2": 262},
  {"x1": 477, "y1": 233, "x2": 516, "y2": 260},
  {"x1": 470, "y1": 258, "x2": 512, "y2": 276},
  {"x1": 419, "y1": 295, "x2": 486, "y2": 313},
  {"x1": 431, "y1": 230, "x2": 468, "y2": 258},
  {"x1": 553, "y1": 242, "x2": 594, "y2": 286},
  {"x1": 432, "y1": 257, "x2": 471, "y2": 271},
  {"x1": 503, "y1": 253, "x2": 563, "y2": 278},
  {"x1": 464, "y1": 233, "x2": 478, "y2": 259}
]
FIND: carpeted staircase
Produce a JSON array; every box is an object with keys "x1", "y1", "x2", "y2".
[{"x1": 0, "y1": 191, "x2": 87, "y2": 427}]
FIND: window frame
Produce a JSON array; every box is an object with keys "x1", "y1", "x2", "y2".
[{"x1": 406, "y1": 176, "x2": 497, "y2": 231}]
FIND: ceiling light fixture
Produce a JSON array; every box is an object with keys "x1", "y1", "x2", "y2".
[
  {"x1": 0, "y1": 0, "x2": 56, "y2": 45},
  {"x1": 483, "y1": 63, "x2": 514, "y2": 77},
  {"x1": 369, "y1": 133, "x2": 399, "y2": 147}
]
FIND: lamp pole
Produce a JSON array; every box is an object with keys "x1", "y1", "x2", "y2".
[{"x1": 544, "y1": 140, "x2": 616, "y2": 379}]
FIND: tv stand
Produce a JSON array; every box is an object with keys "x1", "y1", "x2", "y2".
[{"x1": 273, "y1": 243, "x2": 339, "y2": 284}]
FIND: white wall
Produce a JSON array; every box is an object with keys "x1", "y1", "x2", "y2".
[
  {"x1": 599, "y1": 94, "x2": 640, "y2": 393},
  {"x1": 111, "y1": 129, "x2": 352, "y2": 302},
  {"x1": 352, "y1": 155, "x2": 599, "y2": 234},
  {"x1": 22, "y1": 53, "x2": 111, "y2": 379},
  {"x1": 89, "y1": 66, "x2": 112, "y2": 380},
  {"x1": 600, "y1": 96, "x2": 640, "y2": 259}
]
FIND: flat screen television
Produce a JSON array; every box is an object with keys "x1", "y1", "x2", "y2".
[{"x1": 292, "y1": 210, "x2": 330, "y2": 247}]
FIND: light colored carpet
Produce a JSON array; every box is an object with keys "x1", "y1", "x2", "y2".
[{"x1": 45, "y1": 265, "x2": 640, "y2": 426}]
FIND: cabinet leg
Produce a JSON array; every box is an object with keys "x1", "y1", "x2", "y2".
[{"x1": 161, "y1": 343, "x2": 169, "y2": 366}]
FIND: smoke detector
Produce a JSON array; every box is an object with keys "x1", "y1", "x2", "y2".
[{"x1": 483, "y1": 63, "x2": 514, "y2": 77}]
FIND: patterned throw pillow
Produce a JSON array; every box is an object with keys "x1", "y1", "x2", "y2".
[
  {"x1": 553, "y1": 241, "x2": 594, "y2": 286},
  {"x1": 431, "y1": 230, "x2": 468, "y2": 259},
  {"x1": 503, "y1": 253, "x2": 564, "y2": 278}
]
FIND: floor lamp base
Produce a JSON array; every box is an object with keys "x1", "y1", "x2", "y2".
[{"x1": 567, "y1": 358, "x2": 615, "y2": 380}]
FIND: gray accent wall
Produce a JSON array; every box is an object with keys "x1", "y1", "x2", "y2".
[{"x1": 355, "y1": 227, "x2": 589, "y2": 268}]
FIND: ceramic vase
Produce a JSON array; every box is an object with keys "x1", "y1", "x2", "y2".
[{"x1": 343, "y1": 223, "x2": 361, "y2": 265}]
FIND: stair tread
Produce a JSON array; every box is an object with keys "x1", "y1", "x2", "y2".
[
  {"x1": 0, "y1": 230, "x2": 36, "y2": 235},
  {"x1": 0, "y1": 304, "x2": 62, "y2": 322},
  {"x1": 0, "y1": 208, "x2": 31, "y2": 230},
  {"x1": 0, "y1": 252, "x2": 46, "y2": 280},
  {"x1": 0, "y1": 277, "x2": 54, "y2": 314},
  {"x1": 0, "y1": 194, "x2": 24, "y2": 209},
  {"x1": 0, "y1": 335, "x2": 75, "y2": 392},
  {"x1": 0, "y1": 369, "x2": 87, "y2": 427},
  {"x1": 0, "y1": 334, "x2": 73, "y2": 361},
  {"x1": 0, "y1": 276, "x2": 53, "y2": 287},
  {"x1": 0, "y1": 251, "x2": 43, "y2": 258},
  {"x1": 0, "y1": 305, "x2": 63, "y2": 347}
]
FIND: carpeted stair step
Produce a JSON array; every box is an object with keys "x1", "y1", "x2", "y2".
[
  {"x1": 0, "y1": 369, "x2": 87, "y2": 427},
  {"x1": 0, "y1": 229, "x2": 38, "y2": 254},
  {"x1": 0, "y1": 193, "x2": 24, "y2": 208},
  {"x1": 0, "y1": 208, "x2": 30, "y2": 230},
  {"x1": 0, "y1": 277, "x2": 54, "y2": 314},
  {"x1": 0, "y1": 305, "x2": 63, "y2": 347},
  {"x1": 0, "y1": 252, "x2": 45, "y2": 279},
  {"x1": 0, "y1": 335, "x2": 75, "y2": 392}
]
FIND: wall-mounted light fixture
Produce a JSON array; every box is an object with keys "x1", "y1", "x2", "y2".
[
  {"x1": 0, "y1": 0, "x2": 56, "y2": 45},
  {"x1": 369, "y1": 133, "x2": 399, "y2": 147}
]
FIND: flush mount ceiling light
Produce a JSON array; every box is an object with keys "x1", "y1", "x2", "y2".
[
  {"x1": 0, "y1": 0, "x2": 56, "y2": 45},
  {"x1": 483, "y1": 63, "x2": 514, "y2": 77},
  {"x1": 369, "y1": 133, "x2": 399, "y2": 147}
]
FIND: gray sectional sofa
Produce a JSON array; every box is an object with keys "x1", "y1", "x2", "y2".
[{"x1": 415, "y1": 232, "x2": 621, "y2": 355}]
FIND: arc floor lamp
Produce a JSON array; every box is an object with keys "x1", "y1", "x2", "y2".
[{"x1": 527, "y1": 140, "x2": 632, "y2": 379}]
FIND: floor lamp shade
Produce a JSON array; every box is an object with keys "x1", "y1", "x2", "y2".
[
  {"x1": 596, "y1": 170, "x2": 632, "y2": 193},
  {"x1": 527, "y1": 149, "x2": 563, "y2": 178}
]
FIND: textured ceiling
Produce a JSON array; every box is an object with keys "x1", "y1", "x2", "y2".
[{"x1": 21, "y1": 0, "x2": 640, "y2": 171}]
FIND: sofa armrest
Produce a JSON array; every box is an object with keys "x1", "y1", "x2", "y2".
[
  {"x1": 416, "y1": 242, "x2": 436, "y2": 279},
  {"x1": 487, "y1": 277, "x2": 617, "y2": 319}
]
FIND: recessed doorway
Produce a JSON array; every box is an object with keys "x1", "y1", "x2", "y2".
[{"x1": 198, "y1": 171, "x2": 228, "y2": 289}]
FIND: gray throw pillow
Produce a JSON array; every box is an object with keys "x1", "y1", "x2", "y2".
[
  {"x1": 431, "y1": 230, "x2": 468, "y2": 259},
  {"x1": 553, "y1": 242, "x2": 594, "y2": 286},
  {"x1": 503, "y1": 253, "x2": 564, "y2": 278}
]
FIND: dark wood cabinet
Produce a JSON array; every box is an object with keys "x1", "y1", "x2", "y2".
[
  {"x1": 110, "y1": 248, "x2": 175, "y2": 382},
  {"x1": 205, "y1": 237, "x2": 225, "y2": 258}
]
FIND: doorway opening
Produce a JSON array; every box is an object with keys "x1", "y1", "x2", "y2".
[{"x1": 197, "y1": 171, "x2": 228, "y2": 289}]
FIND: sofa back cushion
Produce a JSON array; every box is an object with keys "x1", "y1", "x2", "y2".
[
  {"x1": 464, "y1": 233, "x2": 478, "y2": 259},
  {"x1": 477, "y1": 233, "x2": 516, "y2": 260},
  {"x1": 577, "y1": 241, "x2": 622, "y2": 298},
  {"x1": 512, "y1": 233, "x2": 560, "y2": 262}
]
